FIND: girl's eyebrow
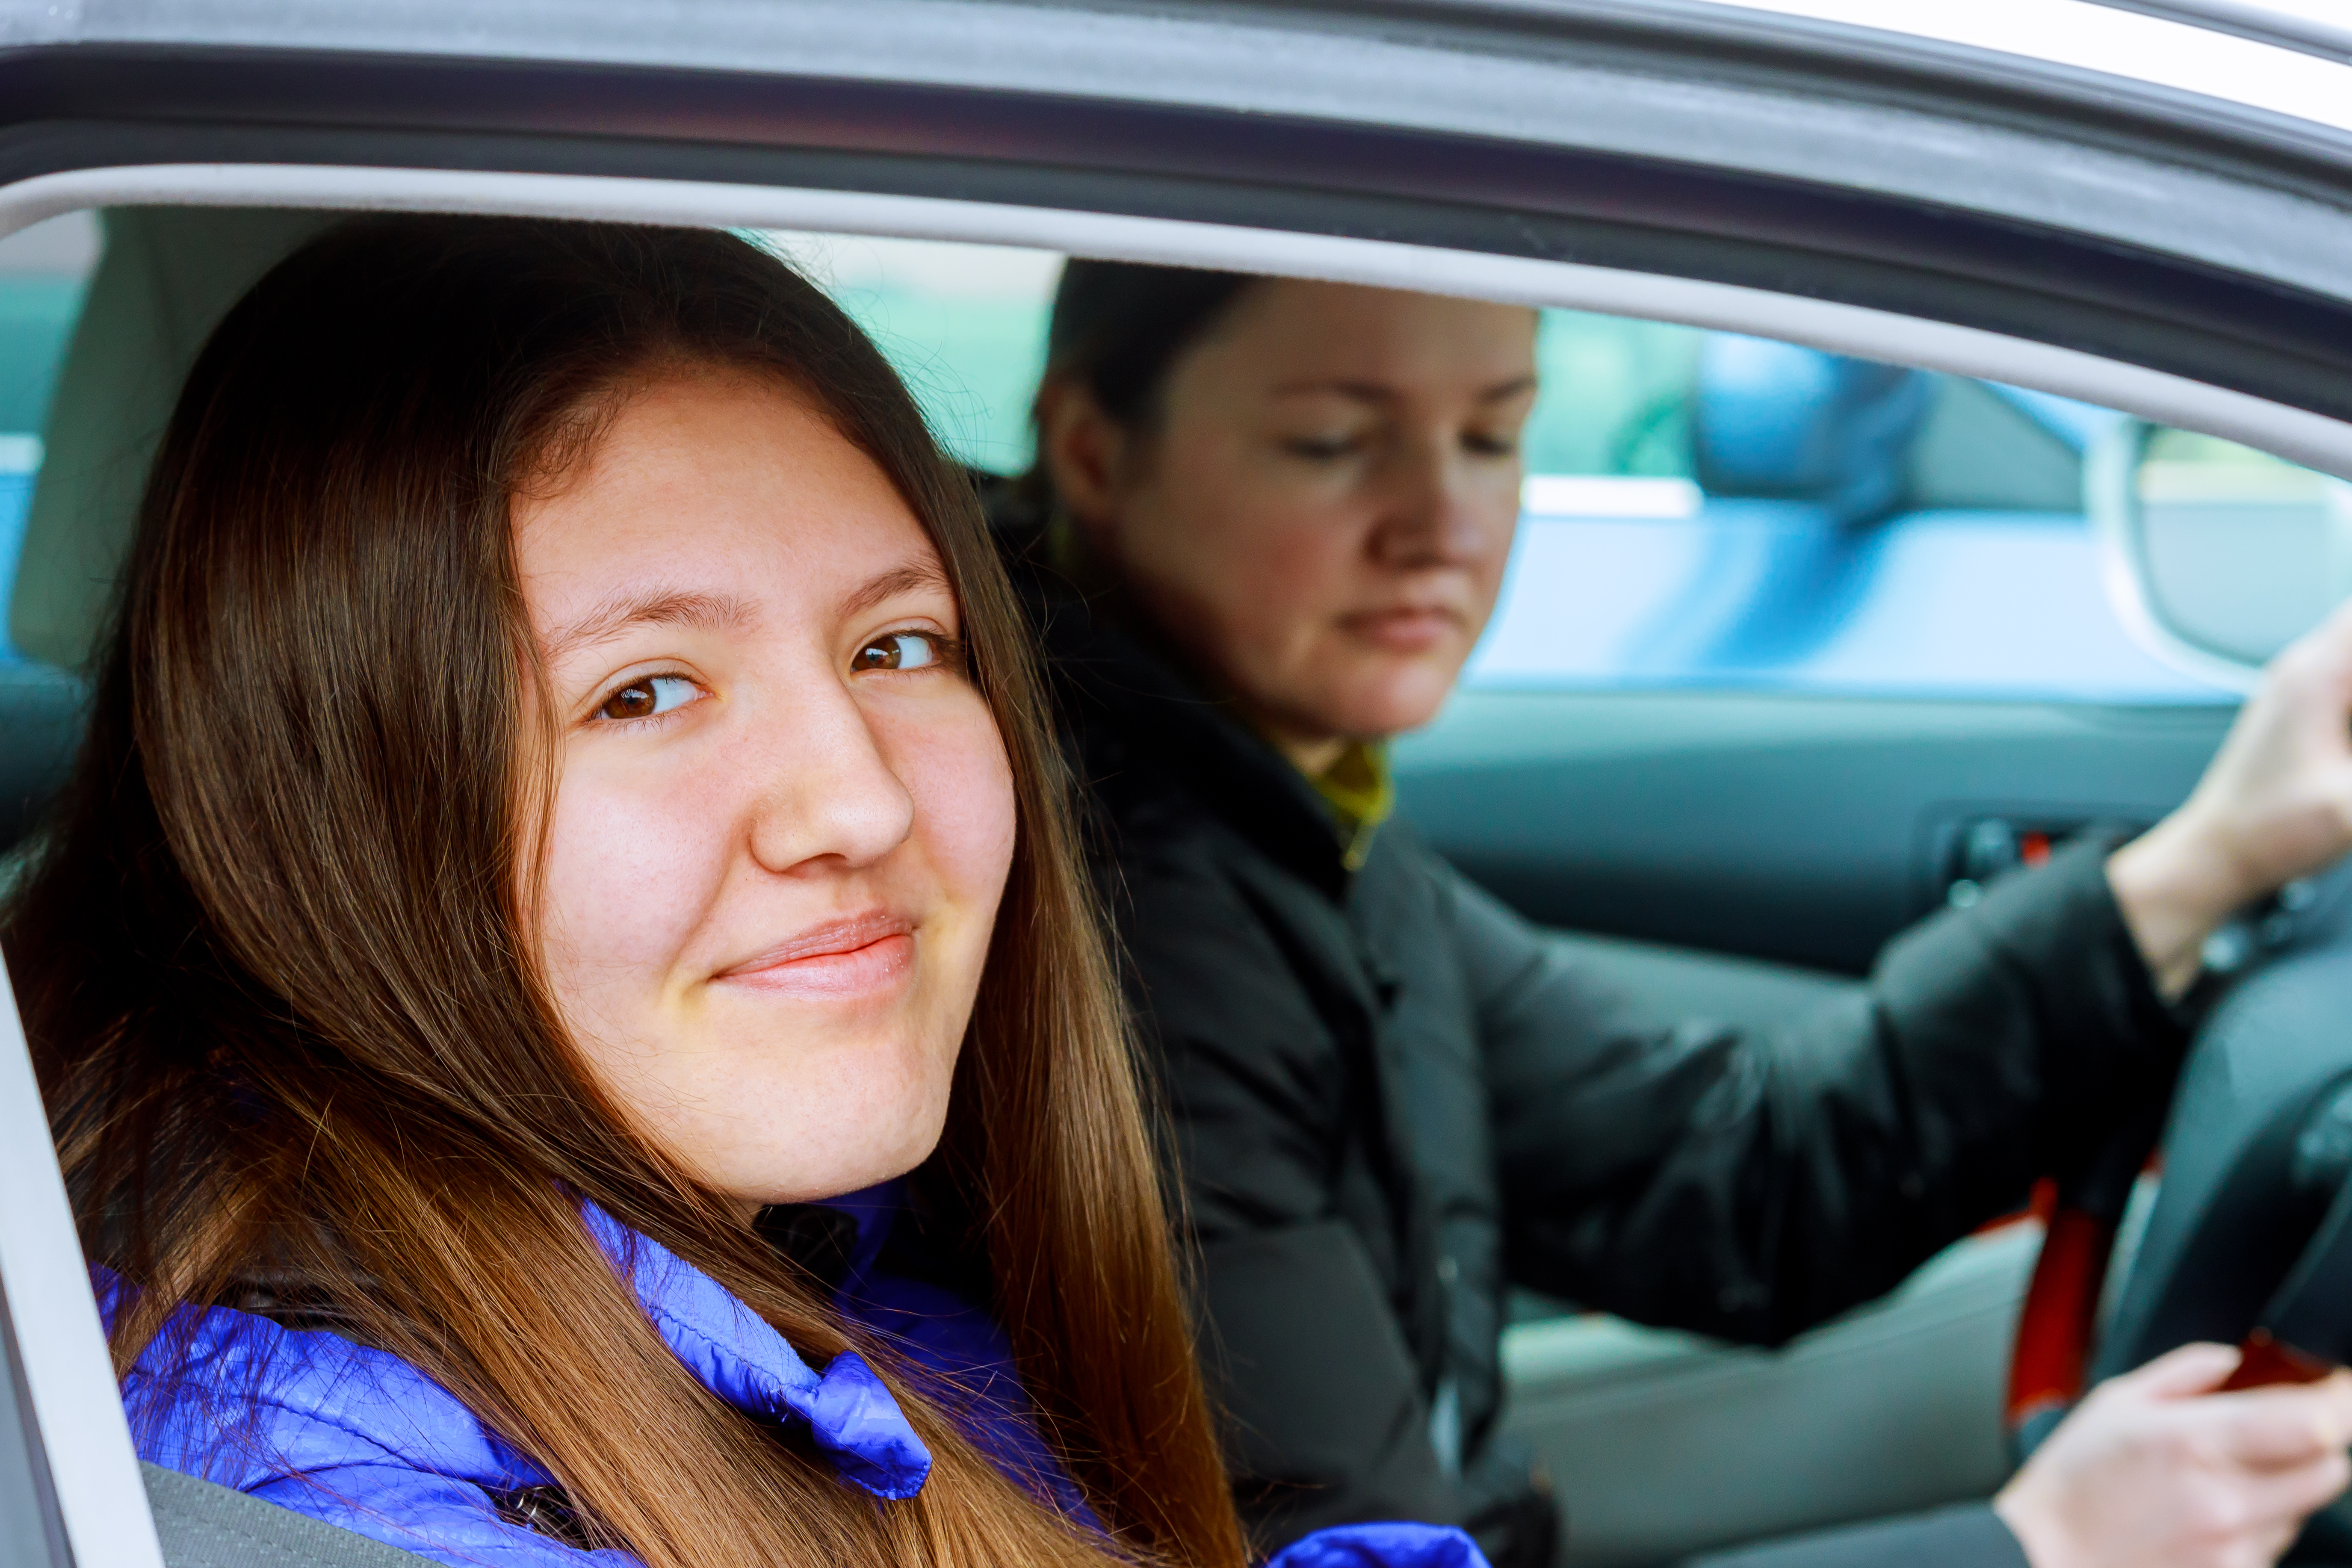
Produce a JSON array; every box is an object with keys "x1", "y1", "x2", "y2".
[
  {"x1": 544, "y1": 589, "x2": 757, "y2": 662},
  {"x1": 839, "y1": 559, "x2": 952, "y2": 621}
]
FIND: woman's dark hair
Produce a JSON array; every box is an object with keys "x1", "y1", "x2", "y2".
[
  {"x1": 10, "y1": 216, "x2": 1245, "y2": 1568},
  {"x1": 1034, "y1": 261, "x2": 1259, "y2": 431}
]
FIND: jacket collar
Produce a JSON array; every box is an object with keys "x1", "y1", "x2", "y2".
[{"x1": 580, "y1": 1204, "x2": 931, "y2": 1498}]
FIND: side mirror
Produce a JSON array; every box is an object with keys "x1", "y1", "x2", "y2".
[{"x1": 2091, "y1": 421, "x2": 2352, "y2": 692}]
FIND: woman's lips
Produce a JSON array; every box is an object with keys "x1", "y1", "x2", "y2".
[
  {"x1": 713, "y1": 913, "x2": 916, "y2": 998},
  {"x1": 1341, "y1": 605, "x2": 1463, "y2": 653}
]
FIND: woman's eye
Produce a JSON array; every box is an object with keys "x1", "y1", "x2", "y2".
[
  {"x1": 1464, "y1": 429, "x2": 1521, "y2": 458},
  {"x1": 1279, "y1": 434, "x2": 1364, "y2": 461},
  {"x1": 596, "y1": 674, "x2": 698, "y2": 723},
  {"x1": 854, "y1": 632, "x2": 941, "y2": 672}
]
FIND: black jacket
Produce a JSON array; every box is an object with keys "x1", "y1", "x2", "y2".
[{"x1": 1005, "y1": 529, "x2": 2182, "y2": 1567}]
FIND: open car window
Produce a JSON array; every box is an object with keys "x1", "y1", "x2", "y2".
[
  {"x1": 3, "y1": 8, "x2": 2352, "y2": 1565},
  {"x1": 0, "y1": 180, "x2": 2333, "y2": 1568},
  {"x1": 762, "y1": 230, "x2": 2227, "y2": 709},
  {"x1": 0, "y1": 211, "x2": 2292, "y2": 716}
]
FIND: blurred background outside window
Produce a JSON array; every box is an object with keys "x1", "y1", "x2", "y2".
[
  {"x1": 777, "y1": 229, "x2": 2224, "y2": 706},
  {"x1": 0, "y1": 217, "x2": 2230, "y2": 705}
]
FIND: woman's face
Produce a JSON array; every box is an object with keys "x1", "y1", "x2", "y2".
[
  {"x1": 1045, "y1": 280, "x2": 1538, "y2": 762},
  {"x1": 514, "y1": 369, "x2": 1016, "y2": 1213}
]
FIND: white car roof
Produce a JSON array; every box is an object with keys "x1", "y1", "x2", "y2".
[{"x1": 1711, "y1": 0, "x2": 2352, "y2": 136}]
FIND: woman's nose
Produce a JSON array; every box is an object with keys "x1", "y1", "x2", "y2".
[
  {"x1": 743, "y1": 685, "x2": 916, "y2": 876},
  {"x1": 1370, "y1": 443, "x2": 1503, "y2": 569}
]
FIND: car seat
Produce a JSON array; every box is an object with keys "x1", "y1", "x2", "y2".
[
  {"x1": 0, "y1": 209, "x2": 329, "y2": 856},
  {"x1": 145, "y1": 1466, "x2": 434, "y2": 1568}
]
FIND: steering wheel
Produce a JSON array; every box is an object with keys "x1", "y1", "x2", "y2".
[{"x1": 2001, "y1": 858, "x2": 2352, "y2": 1552}]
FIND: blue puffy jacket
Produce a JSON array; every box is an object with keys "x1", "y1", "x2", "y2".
[{"x1": 109, "y1": 1192, "x2": 1486, "y2": 1568}]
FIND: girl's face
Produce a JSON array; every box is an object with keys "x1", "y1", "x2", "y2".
[
  {"x1": 514, "y1": 369, "x2": 1016, "y2": 1214},
  {"x1": 1043, "y1": 281, "x2": 1537, "y2": 765}
]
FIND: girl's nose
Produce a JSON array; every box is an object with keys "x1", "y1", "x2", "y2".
[{"x1": 744, "y1": 684, "x2": 916, "y2": 876}]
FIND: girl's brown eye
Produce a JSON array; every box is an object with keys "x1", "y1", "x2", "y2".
[
  {"x1": 596, "y1": 676, "x2": 695, "y2": 722},
  {"x1": 854, "y1": 632, "x2": 939, "y2": 672}
]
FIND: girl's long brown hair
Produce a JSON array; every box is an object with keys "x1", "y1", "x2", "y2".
[{"x1": 6, "y1": 216, "x2": 1245, "y2": 1568}]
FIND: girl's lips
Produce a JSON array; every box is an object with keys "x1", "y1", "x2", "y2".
[{"x1": 713, "y1": 915, "x2": 916, "y2": 998}]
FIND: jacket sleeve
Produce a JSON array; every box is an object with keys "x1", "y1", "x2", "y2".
[
  {"x1": 1464, "y1": 835, "x2": 2185, "y2": 1344},
  {"x1": 1121, "y1": 850, "x2": 1460, "y2": 1547}
]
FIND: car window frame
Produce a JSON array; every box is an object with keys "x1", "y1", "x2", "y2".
[
  {"x1": 4, "y1": 157, "x2": 2352, "y2": 1568},
  {"x1": 0, "y1": 954, "x2": 162, "y2": 1568},
  {"x1": 7, "y1": 165, "x2": 2350, "y2": 472}
]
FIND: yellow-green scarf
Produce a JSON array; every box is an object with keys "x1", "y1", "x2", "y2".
[{"x1": 1311, "y1": 741, "x2": 1393, "y2": 872}]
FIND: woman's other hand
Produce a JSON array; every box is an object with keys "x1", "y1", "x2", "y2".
[
  {"x1": 1995, "y1": 1344, "x2": 2352, "y2": 1568},
  {"x1": 2110, "y1": 597, "x2": 2352, "y2": 998}
]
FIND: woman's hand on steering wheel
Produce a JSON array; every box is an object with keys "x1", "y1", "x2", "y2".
[
  {"x1": 2111, "y1": 598, "x2": 2352, "y2": 1001},
  {"x1": 1995, "y1": 1343, "x2": 2352, "y2": 1568}
]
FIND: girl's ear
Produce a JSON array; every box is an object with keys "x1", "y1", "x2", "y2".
[{"x1": 1035, "y1": 380, "x2": 1132, "y2": 540}]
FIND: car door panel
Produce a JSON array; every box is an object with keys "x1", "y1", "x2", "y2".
[
  {"x1": 1503, "y1": 1224, "x2": 2036, "y2": 1567},
  {"x1": 1397, "y1": 691, "x2": 2234, "y2": 973}
]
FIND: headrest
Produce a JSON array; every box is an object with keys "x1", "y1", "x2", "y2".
[
  {"x1": 14, "y1": 207, "x2": 334, "y2": 669},
  {"x1": 1690, "y1": 334, "x2": 1932, "y2": 527}
]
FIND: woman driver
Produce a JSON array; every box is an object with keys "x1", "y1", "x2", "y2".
[
  {"x1": 1001, "y1": 262, "x2": 2352, "y2": 1568},
  {"x1": 9, "y1": 218, "x2": 1482, "y2": 1568}
]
